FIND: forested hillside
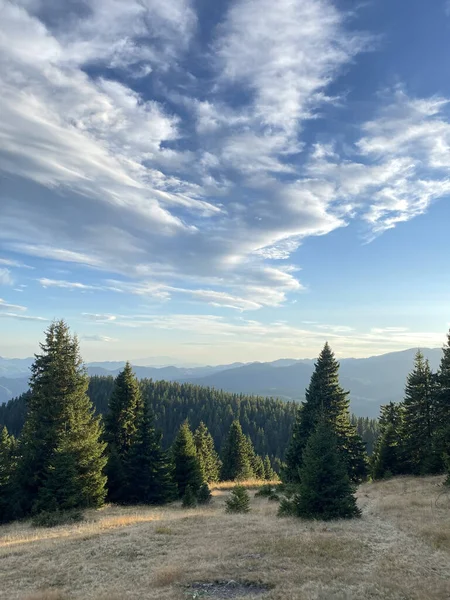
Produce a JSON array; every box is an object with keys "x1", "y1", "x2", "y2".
[{"x1": 0, "y1": 376, "x2": 379, "y2": 462}]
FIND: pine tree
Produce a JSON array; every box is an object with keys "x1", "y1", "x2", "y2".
[
  {"x1": 433, "y1": 332, "x2": 450, "y2": 472},
  {"x1": 172, "y1": 421, "x2": 203, "y2": 498},
  {"x1": 16, "y1": 321, "x2": 106, "y2": 516},
  {"x1": 284, "y1": 343, "x2": 367, "y2": 484},
  {"x1": 104, "y1": 362, "x2": 142, "y2": 502},
  {"x1": 402, "y1": 351, "x2": 437, "y2": 474},
  {"x1": 0, "y1": 426, "x2": 15, "y2": 523},
  {"x1": 126, "y1": 396, "x2": 175, "y2": 505},
  {"x1": 263, "y1": 455, "x2": 275, "y2": 480},
  {"x1": 371, "y1": 402, "x2": 404, "y2": 479},
  {"x1": 194, "y1": 422, "x2": 221, "y2": 483},
  {"x1": 182, "y1": 484, "x2": 197, "y2": 508},
  {"x1": 295, "y1": 420, "x2": 360, "y2": 520},
  {"x1": 225, "y1": 485, "x2": 250, "y2": 513},
  {"x1": 252, "y1": 454, "x2": 265, "y2": 479},
  {"x1": 197, "y1": 482, "x2": 212, "y2": 505},
  {"x1": 244, "y1": 434, "x2": 262, "y2": 478},
  {"x1": 221, "y1": 420, "x2": 254, "y2": 481}
]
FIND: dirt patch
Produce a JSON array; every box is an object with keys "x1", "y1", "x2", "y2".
[{"x1": 186, "y1": 580, "x2": 272, "y2": 598}]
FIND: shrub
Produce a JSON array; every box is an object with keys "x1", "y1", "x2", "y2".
[
  {"x1": 277, "y1": 497, "x2": 296, "y2": 517},
  {"x1": 225, "y1": 485, "x2": 250, "y2": 513},
  {"x1": 197, "y1": 482, "x2": 212, "y2": 505},
  {"x1": 32, "y1": 509, "x2": 84, "y2": 528},
  {"x1": 255, "y1": 484, "x2": 275, "y2": 498},
  {"x1": 182, "y1": 484, "x2": 197, "y2": 508}
]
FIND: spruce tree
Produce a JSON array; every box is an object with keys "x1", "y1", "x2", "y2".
[
  {"x1": 0, "y1": 426, "x2": 15, "y2": 523},
  {"x1": 126, "y1": 396, "x2": 175, "y2": 505},
  {"x1": 263, "y1": 455, "x2": 275, "y2": 480},
  {"x1": 434, "y1": 332, "x2": 450, "y2": 472},
  {"x1": 194, "y1": 421, "x2": 221, "y2": 483},
  {"x1": 245, "y1": 434, "x2": 262, "y2": 478},
  {"x1": 197, "y1": 482, "x2": 212, "y2": 505},
  {"x1": 104, "y1": 362, "x2": 142, "y2": 502},
  {"x1": 371, "y1": 402, "x2": 404, "y2": 479},
  {"x1": 284, "y1": 343, "x2": 367, "y2": 484},
  {"x1": 221, "y1": 420, "x2": 254, "y2": 481},
  {"x1": 225, "y1": 485, "x2": 250, "y2": 513},
  {"x1": 295, "y1": 420, "x2": 360, "y2": 520},
  {"x1": 172, "y1": 421, "x2": 203, "y2": 498},
  {"x1": 182, "y1": 484, "x2": 197, "y2": 508},
  {"x1": 402, "y1": 351, "x2": 437, "y2": 474},
  {"x1": 17, "y1": 321, "x2": 106, "y2": 516}
]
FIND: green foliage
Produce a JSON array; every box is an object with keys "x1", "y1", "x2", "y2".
[
  {"x1": 255, "y1": 484, "x2": 276, "y2": 498},
  {"x1": 16, "y1": 321, "x2": 106, "y2": 517},
  {"x1": 197, "y1": 482, "x2": 212, "y2": 505},
  {"x1": 221, "y1": 420, "x2": 254, "y2": 481},
  {"x1": 104, "y1": 362, "x2": 142, "y2": 502},
  {"x1": 0, "y1": 426, "x2": 15, "y2": 523},
  {"x1": 126, "y1": 395, "x2": 175, "y2": 505},
  {"x1": 371, "y1": 403, "x2": 404, "y2": 479},
  {"x1": 284, "y1": 343, "x2": 367, "y2": 484},
  {"x1": 194, "y1": 422, "x2": 221, "y2": 483},
  {"x1": 263, "y1": 455, "x2": 275, "y2": 480},
  {"x1": 32, "y1": 508, "x2": 84, "y2": 528},
  {"x1": 2, "y1": 377, "x2": 378, "y2": 472},
  {"x1": 277, "y1": 496, "x2": 297, "y2": 517},
  {"x1": 225, "y1": 485, "x2": 250, "y2": 513},
  {"x1": 295, "y1": 421, "x2": 360, "y2": 520},
  {"x1": 172, "y1": 421, "x2": 203, "y2": 498},
  {"x1": 182, "y1": 484, "x2": 197, "y2": 508},
  {"x1": 402, "y1": 351, "x2": 437, "y2": 474}
]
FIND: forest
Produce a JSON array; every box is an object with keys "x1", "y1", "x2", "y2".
[
  {"x1": 0, "y1": 320, "x2": 449, "y2": 524},
  {"x1": 0, "y1": 375, "x2": 378, "y2": 463}
]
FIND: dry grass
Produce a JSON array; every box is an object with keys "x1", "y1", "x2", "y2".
[
  {"x1": 210, "y1": 478, "x2": 279, "y2": 490},
  {"x1": 1, "y1": 477, "x2": 450, "y2": 600}
]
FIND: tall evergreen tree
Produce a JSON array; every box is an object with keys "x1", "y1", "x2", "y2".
[
  {"x1": 126, "y1": 395, "x2": 175, "y2": 505},
  {"x1": 194, "y1": 422, "x2": 221, "y2": 483},
  {"x1": 284, "y1": 343, "x2": 367, "y2": 483},
  {"x1": 16, "y1": 321, "x2": 106, "y2": 516},
  {"x1": 433, "y1": 332, "x2": 450, "y2": 472},
  {"x1": 294, "y1": 420, "x2": 360, "y2": 520},
  {"x1": 402, "y1": 351, "x2": 437, "y2": 474},
  {"x1": 0, "y1": 426, "x2": 15, "y2": 523},
  {"x1": 221, "y1": 420, "x2": 254, "y2": 481},
  {"x1": 263, "y1": 455, "x2": 275, "y2": 480},
  {"x1": 172, "y1": 421, "x2": 203, "y2": 498},
  {"x1": 371, "y1": 402, "x2": 404, "y2": 479},
  {"x1": 104, "y1": 362, "x2": 142, "y2": 502}
]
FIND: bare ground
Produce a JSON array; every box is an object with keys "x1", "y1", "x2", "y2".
[{"x1": 1, "y1": 476, "x2": 450, "y2": 600}]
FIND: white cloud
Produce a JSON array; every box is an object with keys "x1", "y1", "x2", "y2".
[
  {"x1": 216, "y1": 0, "x2": 369, "y2": 133},
  {"x1": 2, "y1": 0, "x2": 450, "y2": 323},
  {"x1": 0, "y1": 298, "x2": 27, "y2": 312},
  {"x1": 82, "y1": 313, "x2": 117, "y2": 322},
  {"x1": 82, "y1": 335, "x2": 118, "y2": 343},
  {"x1": 0, "y1": 258, "x2": 32, "y2": 269},
  {"x1": 0, "y1": 268, "x2": 14, "y2": 286}
]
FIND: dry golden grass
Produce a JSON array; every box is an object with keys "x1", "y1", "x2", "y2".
[
  {"x1": 210, "y1": 478, "x2": 279, "y2": 490},
  {"x1": 1, "y1": 477, "x2": 449, "y2": 600}
]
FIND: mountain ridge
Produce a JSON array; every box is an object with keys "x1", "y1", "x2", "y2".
[{"x1": 0, "y1": 347, "x2": 443, "y2": 417}]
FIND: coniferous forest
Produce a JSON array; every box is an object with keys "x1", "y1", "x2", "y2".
[{"x1": 0, "y1": 320, "x2": 449, "y2": 523}]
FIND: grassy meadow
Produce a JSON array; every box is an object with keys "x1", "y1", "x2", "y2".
[{"x1": 1, "y1": 477, "x2": 450, "y2": 600}]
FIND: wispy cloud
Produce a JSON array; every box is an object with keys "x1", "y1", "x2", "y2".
[
  {"x1": 82, "y1": 335, "x2": 118, "y2": 343},
  {"x1": 1, "y1": 0, "x2": 450, "y2": 329},
  {"x1": 0, "y1": 268, "x2": 14, "y2": 286}
]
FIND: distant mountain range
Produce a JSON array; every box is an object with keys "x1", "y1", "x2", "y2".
[{"x1": 0, "y1": 348, "x2": 443, "y2": 417}]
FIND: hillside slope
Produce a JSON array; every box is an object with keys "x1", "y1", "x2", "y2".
[{"x1": 0, "y1": 476, "x2": 448, "y2": 600}]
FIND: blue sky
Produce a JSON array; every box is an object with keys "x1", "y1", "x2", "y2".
[{"x1": 1, "y1": 0, "x2": 450, "y2": 363}]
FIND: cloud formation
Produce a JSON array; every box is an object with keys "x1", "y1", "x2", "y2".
[{"x1": 1, "y1": 0, "x2": 450, "y2": 323}]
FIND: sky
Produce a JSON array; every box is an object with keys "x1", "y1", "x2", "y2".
[{"x1": 1, "y1": 0, "x2": 450, "y2": 364}]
